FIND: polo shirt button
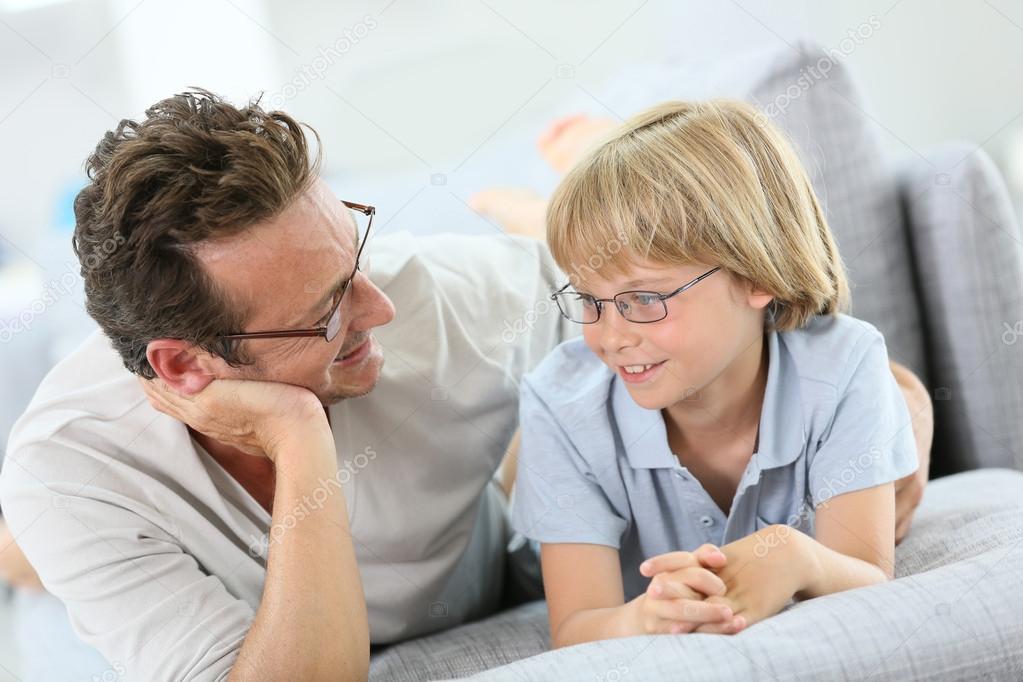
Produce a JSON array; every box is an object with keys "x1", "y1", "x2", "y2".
[{"x1": 699, "y1": 515, "x2": 714, "y2": 527}]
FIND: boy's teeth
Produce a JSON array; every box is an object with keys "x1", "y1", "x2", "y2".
[{"x1": 624, "y1": 364, "x2": 654, "y2": 374}]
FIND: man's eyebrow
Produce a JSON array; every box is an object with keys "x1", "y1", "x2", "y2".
[{"x1": 302, "y1": 217, "x2": 361, "y2": 325}]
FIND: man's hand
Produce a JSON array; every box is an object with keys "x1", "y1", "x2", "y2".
[
  {"x1": 632, "y1": 544, "x2": 745, "y2": 635},
  {"x1": 0, "y1": 519, "x2": 44, "y2": 591},
  {"x1": 139, "y1": 377, "x2": 326, "y2": 461},
  {"x1": 890, "y1": 361, "x2": 933, "y2": 543},
  {"x1": 142, "y1": 376, "x2": 373, "y2": 679}
]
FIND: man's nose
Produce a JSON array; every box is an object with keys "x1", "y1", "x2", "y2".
[{"x1": 350, "y1": 273, "x2": 395, "y2": 332}]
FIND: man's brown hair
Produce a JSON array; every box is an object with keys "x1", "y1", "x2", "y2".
[{"x1": 72, "y1": 88, "x2": 321, "y2": 378}]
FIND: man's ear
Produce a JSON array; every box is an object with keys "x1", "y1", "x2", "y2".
[{"x1": 146, "y1": 339, "x2": 217, "y2": 396}]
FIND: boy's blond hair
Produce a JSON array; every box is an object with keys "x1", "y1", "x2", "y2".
[{"x1": 546, "y1": 99, "x2": 850, "y2": 331}]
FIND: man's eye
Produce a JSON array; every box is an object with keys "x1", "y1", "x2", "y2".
[{"x1": 315, "y1": 293, "x2": 342, "y2": 325}]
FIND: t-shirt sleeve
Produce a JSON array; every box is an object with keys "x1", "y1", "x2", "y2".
[
  {"x1": 510, "y1": 377, "x2": 627, "y2": 547},
  {"x1": 375, "y1": 232, "x2": 578, "y2": 373},
  {"x1": 808, "y1": 330, "x2": 920, "y2": 508},
  {"x1": 0, "y1": 444, "x2": 251, "y2": 682}
]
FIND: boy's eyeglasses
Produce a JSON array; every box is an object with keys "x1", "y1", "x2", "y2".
[
  {"x1": 551, "y1": 267, "x2": 721, "y2": 324},
  {"x1": 218, "y1": 200, "x2": 374, "y2": 343}
]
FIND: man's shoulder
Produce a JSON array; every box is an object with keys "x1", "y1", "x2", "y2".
[
  {"x1": 371, "y1": 231, "x2": 560, "y2": 293},
  {"x1": 370, "y1": 232, "x2": 572, "y2": 378},
  {"x1": 2, "y1": 329, "x2": 172, "y2": 494}
]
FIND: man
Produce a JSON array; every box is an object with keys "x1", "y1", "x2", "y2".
[{"x1": 0, "y1": 90, "x2": 932, "y2": 681}]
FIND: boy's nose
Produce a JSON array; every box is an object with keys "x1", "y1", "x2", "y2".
[{"x1": 598, "y1": 308, "x2": 641, "y2": 354}]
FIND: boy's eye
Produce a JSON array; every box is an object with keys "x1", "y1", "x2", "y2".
[
  {"x1": 626, "y1": 292, "x2": 660, "y2": 307},
  {"x1": 577, "y1": 295, "x2": 598, "y2": 310}
]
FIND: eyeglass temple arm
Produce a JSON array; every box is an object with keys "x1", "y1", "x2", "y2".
[
  {"x1": 342, "y1": 200, "x2": 375, "y2": 216},
  {"x1": 551, "y1": 282, "x2": 572, "y2": 299},
  {"x1": 663, "y1": 267, "x2": 721, "y2": 299}
]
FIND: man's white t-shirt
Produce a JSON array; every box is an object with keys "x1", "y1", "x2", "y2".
[{"x1": 0, "y1": 231, "x2": 571, "y2": 681}]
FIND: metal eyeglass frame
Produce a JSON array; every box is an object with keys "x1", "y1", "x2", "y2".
[
  {"x1": 218, "y1": 200, "x2": 374, "y2": 343},
  {"x1": 551, "y1": 267, "x2": 721, "y2": 324}
]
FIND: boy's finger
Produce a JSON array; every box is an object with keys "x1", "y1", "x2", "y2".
[
  {"x1": 640, "y1": 552, "x2": 697, "y2": 577},
  {"x1": 640, "y1": 545, "x2": 725, "y2": 576},
  {"x1": 678, "y1": 567, "x2": 727, "y2": 597},
  {"x1": 667, "y1": 621, "x2": 699, "y2": 635},
  {"x1": 647, "y1": 577, "x2": 698, "y2": 601},
  {"x1": 693, "y1": 543, "x2": 728, "y2": 568},
  {"x1": 692, "y1": 615, "x2": 747, "y2": 635},
  {"x1": 654, "y1": 598, "x2": 733, "y2": 625}
]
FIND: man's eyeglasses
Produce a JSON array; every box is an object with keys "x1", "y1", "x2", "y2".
[
  {"x1": 218, "y1": 200, "x2": 374, "y2": 343},
  {"x1": 551, "y1": 267, "x2": 720, "y2": 324}
]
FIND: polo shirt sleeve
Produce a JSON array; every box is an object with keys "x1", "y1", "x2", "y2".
[
  {"x1": 510, "y1": 376, "x2": 628, "y2": 548},
  {"x1": 0, "y1": 442, "x2": 250, "y2": 682},
  {"x1": 807, "y1": 330, "x2": 920, "y2": 508}
]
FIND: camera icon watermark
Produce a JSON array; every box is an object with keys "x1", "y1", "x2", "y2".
[{"x1": 1002, "y1": 320, "x2": 1023, "y2": 345}]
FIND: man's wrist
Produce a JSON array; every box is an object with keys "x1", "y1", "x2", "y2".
[{"x1": 268, "y1": 414, "x2": 336, "y2": 475}]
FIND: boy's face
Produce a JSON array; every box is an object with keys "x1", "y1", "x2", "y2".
[{"x1": 577, "y1": 254, "x2": 773, "y2": 411}]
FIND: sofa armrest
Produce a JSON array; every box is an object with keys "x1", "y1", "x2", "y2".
[{"x1": 898, "y1": 142, "x2": 1023, "y2": 474}]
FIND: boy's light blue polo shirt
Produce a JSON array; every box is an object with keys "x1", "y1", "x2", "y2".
[{"x1": 510, "y1": 313, "x2": 918, "y2": 600}]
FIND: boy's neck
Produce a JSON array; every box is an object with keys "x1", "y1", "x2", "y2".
[{"x1": 661, "y1": 331, "x2": 768, "y2": 461}]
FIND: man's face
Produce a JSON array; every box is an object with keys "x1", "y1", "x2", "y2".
[{"x1": 195, "y1": 178, "x2": 396, "y2": 405}]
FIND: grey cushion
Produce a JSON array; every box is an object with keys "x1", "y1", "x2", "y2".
[
  {"x1": 898, "y1": 142, "x2": 1023, "y2": 473},
  {"x1": 368, "y1": 469, "x2": 1023, "y2": 681}
]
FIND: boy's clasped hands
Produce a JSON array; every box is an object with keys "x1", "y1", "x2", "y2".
[{"x1": 629, "y1": 524, "x2": 813, "y2": 636}]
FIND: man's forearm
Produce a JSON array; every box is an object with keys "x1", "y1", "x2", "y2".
[{"x1": 231, "y1": 426, "x2": 369, "y2": 681}]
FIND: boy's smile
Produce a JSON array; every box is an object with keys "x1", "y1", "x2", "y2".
[
  {"x1": 617, "y1": 360, "x2": 668, "y2": 384},
  {"x1": 577, "y1": 253, "x2": 774, "y2": 417}
]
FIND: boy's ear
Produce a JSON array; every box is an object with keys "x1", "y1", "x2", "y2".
[
  {"x1": 747, "y1": 286, "x2": 775, "y2": 312},
  {"x1": 146, "y1": 339, "x2": 218, "y2": 396}
]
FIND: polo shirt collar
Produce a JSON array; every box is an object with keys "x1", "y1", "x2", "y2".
[{"x1": 612, "y1": 329, "x2": 805, "y2": 470}]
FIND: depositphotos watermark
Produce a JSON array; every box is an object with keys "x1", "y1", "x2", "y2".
[
  {"x1": 248, "y1": 445, "x2": 377, "y2": 555},
  {"x1": 501, "y1": 230, "x2": 629, "y2": 344},
  {"x1": 757, "y1": 16, "x2": 882, "y2": 120},
  {"x1": 265, "y1": 15, "x2": 379, "y2": 109},
  {"x1": 1, "y1": 234, "x2": 124, "y2": 344},
  {"x1": 84, "y1": 661, "x2": 126, "y2": 682}
]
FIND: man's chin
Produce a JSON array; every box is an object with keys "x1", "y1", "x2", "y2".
[{"x1": 321, "y1": 353, "x2": 385, "y2": 405}]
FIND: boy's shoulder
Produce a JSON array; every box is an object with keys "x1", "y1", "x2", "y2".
[
  {"x1": 781, "y1": 313, "x2": 888, "y2": 389},
  {"x1": 522, "y1": 337, "x2": 614, "y2": 411}
]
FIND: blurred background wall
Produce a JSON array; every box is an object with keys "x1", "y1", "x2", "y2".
[{"x1": 2, "y1": 0, "x2": 1023, "y2": 450}]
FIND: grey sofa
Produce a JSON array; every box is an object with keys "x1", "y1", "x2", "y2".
[{"x1": 367, "y1": 42, "x2": 1023, "y2": 681}]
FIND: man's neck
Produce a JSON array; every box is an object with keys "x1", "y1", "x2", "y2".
[{"x1": 190, "y1": 405, "x2": 333, "y2": 484}]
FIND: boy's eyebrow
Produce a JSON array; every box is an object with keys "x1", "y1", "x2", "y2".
[{"x1": 620, "y1": 276, "x2": 675, "y2": 289}]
